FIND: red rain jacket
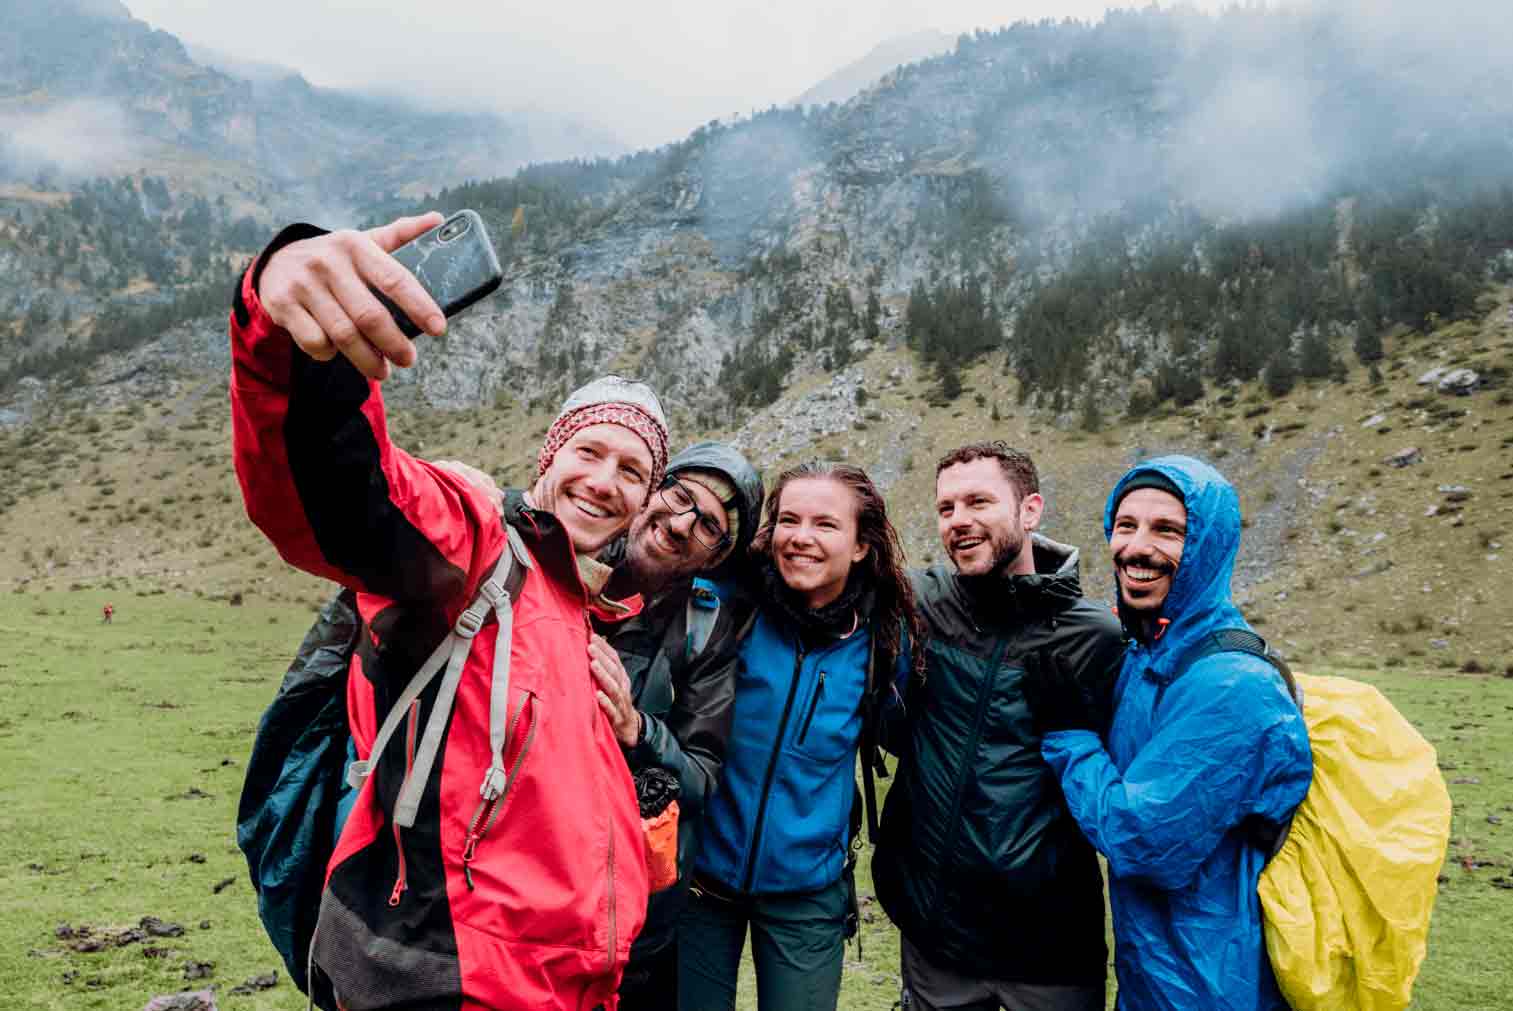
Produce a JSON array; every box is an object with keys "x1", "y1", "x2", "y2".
[{"x1": 229, "y1": 251, "x2": 648, "y2": 1010}]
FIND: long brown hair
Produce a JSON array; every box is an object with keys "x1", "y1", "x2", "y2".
[{"x1": 750, "y1": 462, "x2": 925, "y2": 679}]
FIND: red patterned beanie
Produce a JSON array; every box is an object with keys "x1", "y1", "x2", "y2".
[{"x1": 536, "y1": 376, "x2": 669, "y2": 490}]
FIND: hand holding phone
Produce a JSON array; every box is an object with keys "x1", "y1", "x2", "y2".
[
  {"x1": 258, "y1": 210, "x2": 502, "y2": 381},
  {"x1": 378, "y1": 210, "x2": 503, "y2": 338}
]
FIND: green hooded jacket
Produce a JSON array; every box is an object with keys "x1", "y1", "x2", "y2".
[{"x1": 872, "y1": 534, "x2": 1125, "y2": 983}]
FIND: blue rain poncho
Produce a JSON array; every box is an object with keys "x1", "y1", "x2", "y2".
[{"x1": 1042, "y1": 455, "x2": 1312, "y2": 1011}]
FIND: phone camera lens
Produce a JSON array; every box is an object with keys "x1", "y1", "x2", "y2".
[{"x1": 437, "y1": 215, "x2": 471, "y2": 243}]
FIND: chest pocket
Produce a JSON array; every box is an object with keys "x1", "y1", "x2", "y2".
[
  {"x1": 982, "y1": 663, "x2": 1036, "y2": 743},
  {"x1": 639, "y1": 652, "x2": 675, "y2": 717},
  {"x1": 787, "y1": 660, "x2": 865, "y2": 767}
]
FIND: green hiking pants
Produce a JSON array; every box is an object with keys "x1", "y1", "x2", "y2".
[{"x1": 677, "y1": 874, "x2": 848, "y2": 1011}]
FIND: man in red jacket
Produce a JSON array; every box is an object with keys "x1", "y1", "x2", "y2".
[{"x1": 230, "y1": 212, "x2": 664, "y2": 1010}]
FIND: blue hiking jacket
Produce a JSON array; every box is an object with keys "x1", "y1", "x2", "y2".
[
  {"x1": 696, "y1": 607, "x2": 870, "y2": 895},
  {"x1": 1042, "y1": 455, "x2": 1312, "y2": 1011}
]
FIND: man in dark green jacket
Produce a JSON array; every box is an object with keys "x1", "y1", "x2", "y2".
[
  {"x1": 587, "y1": 441, "x2": 765, "y2": 1010},
  {"x1": 873, "y1": 442, "x2": 1125, "y2": 1011}
]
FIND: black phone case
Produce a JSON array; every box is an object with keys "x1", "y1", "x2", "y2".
[{"x1": 380, "y1": 209, "x2": 503, "y2": 337}]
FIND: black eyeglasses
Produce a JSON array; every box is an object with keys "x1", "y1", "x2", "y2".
[{"x1": 658, "y1": 477, "x2": 731, "y2": 551}]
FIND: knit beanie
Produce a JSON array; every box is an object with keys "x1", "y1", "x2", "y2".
[
  {"x1": 677, "y1": 468, "x2": 739, "y2": 556},
  {"x1": 536, "y1": 376, "x2": 669, "y2": 490},
  {"x1": 1114, "y1": 469, "x2": 1185, "y2": 512}
]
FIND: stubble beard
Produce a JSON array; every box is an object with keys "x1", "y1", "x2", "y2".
[{"x1": 954, "y1": 525, "x2": 1026, "y2": 580}]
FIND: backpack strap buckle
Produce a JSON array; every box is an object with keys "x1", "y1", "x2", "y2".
[{"x1": 454, "y1": 603, "x2": 488, "y2": 639}]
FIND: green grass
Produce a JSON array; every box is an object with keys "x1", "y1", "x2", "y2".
[
  {"x1": 2, "y1": 589, "x2": 1510, "y2": 1009},
  {"x1": 0, "y1": 590, "x2": 312, "y2": 1011}
]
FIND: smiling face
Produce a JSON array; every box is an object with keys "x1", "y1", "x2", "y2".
[
  {"x1": 623, "y1": 475, "x2": 729, "y2": 587},
  {"x1": 770, "y1": 476, "x2": 868, "y2": 609},
  {"x1": 534, "y1": 423, "x2": 653, "y2": 554},
  {"x1": 1109, "y1": 487, "x2": 1188, "y2": 617},
  {"x1": 935, "y1": 457, "x2": 1044, "y2": 578}
]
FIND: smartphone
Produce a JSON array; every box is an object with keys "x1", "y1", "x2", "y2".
[{"x1": 379, "y1": 209, "x2": 503, "y2": 337}]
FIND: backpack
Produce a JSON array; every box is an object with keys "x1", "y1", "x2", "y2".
[
  {"x1": 1171, "y1": 629, "x2": 1452, "y2": 1011},
  {"x1": 685, "y1": 576, "x2": 721, "y2": 661},
  {"x1": 237, "y1": 531, "x2": 528, "y2": 999},
  {"x1": 238, "y1": 547, "x2": 726, "y2": 997},
  {"x1": 844, "y1": 628, "x2": 898, "y2": 955}
]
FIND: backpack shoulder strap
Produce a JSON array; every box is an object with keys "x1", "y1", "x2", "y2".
[
  {"x1": 346, "y1": 525, "x2": 531, "y2": 825},
  {"x1": 685, "y1": 577, "x2": 722, "y2": 662},
  {"x1": 857, "y1": 629, "x2": 890, "y2": 845},
  {"x1": 1169, "y1": 626, "x2": 1304, "y2": 860},
  {"x1": 1169, "y1": 627, "x2": 1301, "y2": 709}
]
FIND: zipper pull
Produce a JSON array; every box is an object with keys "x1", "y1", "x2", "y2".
[{"x1": 388, "y1": 878, "x2": 405, "y2": 907}]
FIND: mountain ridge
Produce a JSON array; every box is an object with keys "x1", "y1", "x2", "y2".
[
  {"x1": 0, "y1": 4, "x2": 1511, "y2": 665},
  {"x1": 792, "y1": 29, "x2": 954, "y2": 109}
]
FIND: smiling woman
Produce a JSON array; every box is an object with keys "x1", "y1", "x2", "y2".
[{"x1": 681, "y1": 462, "x2": 924, "y2": 1011}]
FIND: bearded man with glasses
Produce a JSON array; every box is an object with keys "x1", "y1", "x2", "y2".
[{"x1": 588, "y1": 440, "x2": 765, "y2": 1009}]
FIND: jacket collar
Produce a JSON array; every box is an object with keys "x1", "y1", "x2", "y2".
[
  {"x1": 502, "y1": 488, "x2": 641, "y2": 622},
  {"x1": 950, "y1": 532, "x2": 1085, "y2": 629}
]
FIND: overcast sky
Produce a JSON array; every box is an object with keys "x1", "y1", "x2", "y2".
[{"x1": 124, "y1": 1, "x2": 1232, "y2": 152}]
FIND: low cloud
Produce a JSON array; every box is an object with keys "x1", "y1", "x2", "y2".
[{"x1": 0, "y1": 100, "x2": 145, "y2": 181}]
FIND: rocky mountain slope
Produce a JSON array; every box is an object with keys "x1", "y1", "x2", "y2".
[
  {"x1": 0, "y1": 5, "x2": 1511, "y2": 665},
  {"x1": 2, "y1": 290, "x2": 1511, "y2": 670},
  {"x1": 0, "y1": 0, "x2": 621, "y2": 215}
]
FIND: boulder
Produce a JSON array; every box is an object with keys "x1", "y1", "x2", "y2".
[
  {"x1": 1417, "y1": 366, "x2": 1447, "y2": 386},
  {"x1": 143, "y1": 992, "x2": 216, "y2": 1011},
  {"x1": 1385, "y1": 447, "x2": 1422, "y2": 468},
  {"x1": 1437, "y1": 368, "x2": 1479, "y2": 395}
]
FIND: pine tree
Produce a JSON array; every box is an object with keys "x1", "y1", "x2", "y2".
[
  {"x1": 1353, "y1": 324, "x2": 1383, "y2": 365},
  {"x1": 1299, "y1": 326, "x2": 1334, "y2": 380},
  {"x1": 1079, "y1": 390, "x2": 1104, "y2": 432},
  {"x1": 864, "y1": 289, "x2": 881, "y2": 341},
  {"x1": 1264, "y1": 347, "x2": 1297, "y2": 397},
  {"x1": 939, "y1": 361, "x2": 963, "y2": 401}
]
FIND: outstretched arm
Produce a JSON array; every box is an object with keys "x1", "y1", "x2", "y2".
[{"x1": 230, "y1": 215, "x2": 501, "y2": 603}]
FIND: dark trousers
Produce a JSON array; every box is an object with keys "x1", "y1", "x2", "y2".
[
  {"x1": 619, "y1": 940, "x2": 678, "y2": 1011},
  {"x1": 677, "y1": 875, "x2": 847, "y2": 1011},
  {"x1": 899, "y1": 934, "x2": 1105, "y2": 1011}
]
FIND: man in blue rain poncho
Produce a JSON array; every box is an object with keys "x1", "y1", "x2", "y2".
[{"x1": 1027, "y1": 455, "x2": 1313, "y2": 1010}]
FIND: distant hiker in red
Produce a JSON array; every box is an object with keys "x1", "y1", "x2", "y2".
[
  {"x1": 101, "y1": 603, "x2": 114, "y2": 624},
  {"x1": 229, "y1": 212, "x2": 666, "y2": 1010}
]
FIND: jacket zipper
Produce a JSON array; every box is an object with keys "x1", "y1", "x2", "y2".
[
  {"x1": 795, "y1": 669, "x2": 827, "y2": 746},
  {"x1": 389, "y1": 699, "x2": 419, "y2": 907},
  {"x1": 586, "y1": 610, "x2": 618, "y2": 972},
  {"x1": 741, "y1": 641, "x2": 807, "y2": 893},
  {"x1": 462, "y1": 693, "x2": 538, "y2": 890},
  {"x1": 927, "y1": 636, "x2": 1012, "y2": 928},
  {"x1": 606, "y1": 803, "x2": 617, "y2": 971}
]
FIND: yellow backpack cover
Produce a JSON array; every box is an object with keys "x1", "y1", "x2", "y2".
[{"x1": 1258, "y1": 673, "x2": 1452, "y2": 1011}]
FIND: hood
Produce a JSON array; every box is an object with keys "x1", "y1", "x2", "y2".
[
  {"x1": 666, "y1": 440, "x2": 765, "y2": 577},
  {"x1": 1103, "y1": 454, "x2": 1247, "y2": 660}
]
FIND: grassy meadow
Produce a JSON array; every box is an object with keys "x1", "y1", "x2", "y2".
[{"x1": 1, "y1": 588, "x2": 1510, "y2": 1009}]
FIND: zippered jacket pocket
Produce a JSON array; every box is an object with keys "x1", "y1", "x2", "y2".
[
  {"x1": 795, "y1": 670, "x2": 827, "y2": 746},
  {"x1": 461, "y1": 689, "x2": 539, "y2": 892}
]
